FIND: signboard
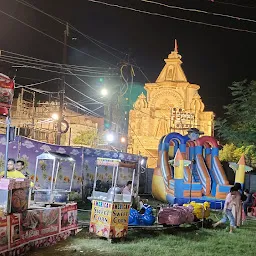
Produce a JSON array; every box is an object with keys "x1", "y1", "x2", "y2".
[
  {"x1": 96, "y1": 158, "x2": 121, "y2": 167},
  {"x1": 110, "y1": 203, "x2": 130, "y2": 238},
  {"x1": 0, "y1": 73, "x2": 15, "y2": 108},
  {"x1": 89, "y1": 200, "x2": 112, "y2": 238},
  {"x1": 171, "y1": 108, "x2": 195, "y2": 121},
  {"x1": 171, "y1": 108, "x2": 195, "y2": 129},
  {"x1": 89, "y1": 200, "x2": 130, "y2": 239}
]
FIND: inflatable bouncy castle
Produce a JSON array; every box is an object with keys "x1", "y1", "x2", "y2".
[{"x1": 152, "y1": 129, "x2": 249, "y2": 208}]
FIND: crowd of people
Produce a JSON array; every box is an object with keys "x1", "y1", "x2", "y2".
[{"x1": 213, "y1": 183, "x2": 256, "y2": 233}]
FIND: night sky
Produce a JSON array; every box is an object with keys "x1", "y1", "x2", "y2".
[{"x1": 1, "y1": 0, "x2": 256, "y2": 118}]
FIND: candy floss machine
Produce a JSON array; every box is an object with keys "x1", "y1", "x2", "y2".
[{"x1": 33, "y1": 152, "x2": 76, "y2": 205}]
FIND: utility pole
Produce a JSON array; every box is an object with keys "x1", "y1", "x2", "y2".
[{"x1": 57, "y1": 22, "x2": 69, "y2": 145}]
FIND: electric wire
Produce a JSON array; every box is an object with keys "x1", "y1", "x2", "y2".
[
  {"x1": 0, "y1": 57, "x2": 117, "y2": 78},
  {"x1": 1, "y1": 54, "x2": 114, "y2": 73},
  {"x1": 142, "y1": 0, "x2": 256, "y2": 24},
  {"x1": 15, "y1": 77, "x2": 61, "y2": 89},
  {"x1": 16, "y1": 0, "x2": 129, "y2": 59},
  {"x1": 2, "y1": 50, "x2": 115, "y2": 71},
  {"x1": 207, "y1": 0, "x2": 256, "y2": 8},
  {"x1": 88, "y1": 0, "x2": 256, "y2": 34},
  {"x1": 65, "y1": 96, "x2": 102, "y2": 117},
  {"x1": 66, "y1": 69, "x2": 98, "y2": 92},
  {"x1": 0, "y1": 8, "x2": 118, "y2": 67},
  {"x1": 0, "y1": 56, "x2": 117, "y2": 76},
  {"x1": 64, "y1": 82, "x2": 103, "y2": 105},
  {"x1": 14, "y1": 0, "x2": 152, "y2": 87}
]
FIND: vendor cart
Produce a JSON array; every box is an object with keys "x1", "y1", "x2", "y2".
[
  {"x1": 33, "y1": 152, "x2": 75, "y2": 205},
  {"x1": 88, "y1": 157, "x2": 137, "y2": 241}
]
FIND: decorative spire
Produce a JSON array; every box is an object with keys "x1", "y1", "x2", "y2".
[
  {"x1": 238, "y1": 154, "x2": 245, "y2": 165},
  {"x1": 174, "y1": 39, "x2": 178, "y2": 52},
  {"x1": 174, "y1": 148, "x2": 183, "y2": 161}
]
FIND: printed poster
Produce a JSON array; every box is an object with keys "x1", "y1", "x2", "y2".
[
  {"x1": 0, "y1": 216, "x2": 8, "y2": 252},
  {"x1": 20, "y1": 207, "x2": 60, "y2": 242},
  {"x1": 61, "y1": 204, "x2": 78, "y2": 231},
  {"x1": 10, "y1": 214, "x2": 21, "y2": 248},
  {"x1": 89, "y1": 200, "x2": 112, "y2": 238},
  {"x1": 110, "y1": 203, "x2": 130, "y2": 238}
]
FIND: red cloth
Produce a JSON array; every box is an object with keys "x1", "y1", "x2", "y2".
[{"x1": 158, "y1": 206, "x2": 194, "y2": 225}]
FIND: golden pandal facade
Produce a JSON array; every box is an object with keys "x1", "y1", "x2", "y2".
[{"x1": 127, "y1": 45, "x2": 214, "y2": 168}]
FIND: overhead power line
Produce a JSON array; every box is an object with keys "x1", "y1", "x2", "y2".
[
  {"x1": 66, "y1": 69, "x2": 98, "y2": 92},
  {"x1": 15, "y1": 0, "x2": 152, "y2": 82},
  {"x1": 16, "y1": 0, "x2": 127, "y2": 62},
  {"x1": 0, "y1": 57, "x2": 118, "y2": 78},
  {"x1": 0, "y1": 8, "x2": 117, "y2": 67},
  {"x1": 88, "y1": 0, "x2": 256, "y2": 34},
  {"x1": 142, "y1": 0, "x2": 256, "y2": 24},
  {"x1": 1, "y1": 50, "x2": 115, "y2": 71},
  {"x1": 207, "y1": 0, "x2": 256, "y2": 9},
  {"x1": 15, "y1": 77, "x2": 61, "y2": 89},
  {"x1": 65, "y1": 96, "x2": 102, "y2": 117},
  {"x1": 0, "y1": 56, "x2": 115, "y2": 76},
  {"x1": 64, "y1": 81, "x2": 103, "y2": 105}
]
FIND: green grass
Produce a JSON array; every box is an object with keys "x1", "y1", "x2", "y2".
[
  {"x1": 28, "y1": 198, "x2": 256, "y2": 256},
  {"x1": 77, "y1": 210, "x2": 91, "y2": 222},
  {"x1": 29, "y1": 216, "x2": 256, "y2": 256}
]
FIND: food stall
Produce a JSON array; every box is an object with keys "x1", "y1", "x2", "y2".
[
  {"x1": 0, "y1": 152, "x2": 78, "y2": 255},
  {"x1": 33, "y1": 151, "x2": 76, "y2": 205},
  {"x1": 88, "y1": 157, "x2": 137, "y2": 241}
]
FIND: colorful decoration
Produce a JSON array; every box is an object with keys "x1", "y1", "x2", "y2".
[
  {"x1": 0, "y1": 135, "x2": 142, "y2": 194},
  {"x1": 0, "y1": 202, "x2": 77, "y2": 255},
  {"x1": 183, "y1": 201, "x2": 210, "y2": 219},
  {"x1": 0, "y1": 73, "x2": 15, "y2": 108},
  {"x1": 152, "y1": 131, "x2": 246, "y2": 208},
  {"x1": 229, "y1": 154, "x2": 253, "y2": 187}
]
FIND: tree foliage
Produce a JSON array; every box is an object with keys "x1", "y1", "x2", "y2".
[
  {"x1": 73, "y1": 130, "x2": 98, "y2": 146},
  {"x1": 219, "y1": 144, "x2": 256, "y2": 166},
  {"x1": 216, "y1": 80, "x2": 256, "y2": 166},
  {"x1": 215, "y1": 80, "x2": 256, "y2": 146}
]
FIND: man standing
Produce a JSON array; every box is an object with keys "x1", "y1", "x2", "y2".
[
  {"x1": 16, "y1": 160, "x2": 29, "y2": 178},
  {"x1": 0, "y1": 159, "x2": 26, "y2": 178},
  {"x1": 0, "y1": 159, "x2": 34, "y2": 187}
]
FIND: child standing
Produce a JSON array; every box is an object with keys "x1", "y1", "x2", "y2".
[{"x1": 213, "y1": 187, "x2": 236, "y2": 233}]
